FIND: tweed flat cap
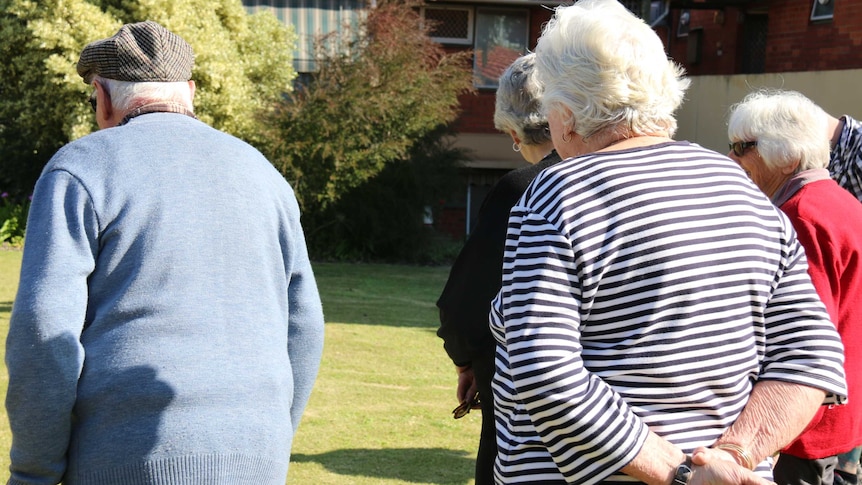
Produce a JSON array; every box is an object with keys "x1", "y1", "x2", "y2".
[{"x1": 77, "y1": 20, "x2": 194, "y2": 84}]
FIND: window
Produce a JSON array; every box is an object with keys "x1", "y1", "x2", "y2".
[
  {"x1": 741, "y1": 14, "x2": 767, "y2": 74},
  {"x1": 811, "y1": 0, "x2": 835, "y2": 21},
  {"x1": 421, "y1": 6, "x2": 473, "y2": 45},
  {"x1": 648, "y1": 1, "x2": 669, "y2": 26},
  {"x1": 677, "y1": 9, "x2": 690, "y2": 37},
  {"x1": 473, "y1": 8, "x2": 529, "y2": 89}
]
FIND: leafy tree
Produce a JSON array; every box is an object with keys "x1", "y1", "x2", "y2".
[
  {"x1": 0, "y1": 0, "x2": 296, "y2": 197},
  {"x1": 262, "y1": 0, "x2": 475, "y2": 215},
  {"x1": 305, "y1": 126, "x2": 469, "y2": 263}
]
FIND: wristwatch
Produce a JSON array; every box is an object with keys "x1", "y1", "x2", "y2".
[{"x1": 672, "y1": 455, "x2": 693, "y2": 485}]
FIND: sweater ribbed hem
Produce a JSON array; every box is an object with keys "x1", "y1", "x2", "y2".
[{"x1": 63, "y1": 454, "x2": 285, "y2": 485}]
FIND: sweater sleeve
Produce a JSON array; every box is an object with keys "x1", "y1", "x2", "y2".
[
  {"x1": 6, "y1": 170, "x2": 99, "y2": 485},
  {"x1": 437, "y1": 153, "x2": 561, "y2": 366},
  {"x1": 283, "y1": 196, "x2": 326, "y2": 434},
  {"x1": 787, "y1": 213, "x2": 840, "y2": 321}
]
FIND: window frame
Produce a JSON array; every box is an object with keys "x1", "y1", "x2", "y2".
[
  {"x1": 421, "y1": 5, "x2": 475, "y2": 46},
  {"x1": 810, "y1": 0, "x2": 835, "y2": 22}
]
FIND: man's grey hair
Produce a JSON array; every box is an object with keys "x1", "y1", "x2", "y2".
[{"x1": 95, "y1": 76, "x2": 194, "y2": 113}]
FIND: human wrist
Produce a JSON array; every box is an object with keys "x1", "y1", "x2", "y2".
[{"x1": 713, "y1": 443, "x2": 755, "y2": 470}]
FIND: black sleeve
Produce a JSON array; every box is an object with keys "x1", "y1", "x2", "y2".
[{"x1": 436, "y1": 152, "x2": 562, "y2": 366}]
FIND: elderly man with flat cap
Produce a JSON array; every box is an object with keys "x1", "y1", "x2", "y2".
[{"x1": 5, "y1": 21, "x2": 325, "y2": 485}]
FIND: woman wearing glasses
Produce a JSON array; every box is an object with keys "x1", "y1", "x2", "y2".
[
  {"x1": 488, "y1": 1, "x2": 848, "y2": 484},
  {"x1": 727, "y1": 89, "x2": 862, "y2": 485}
]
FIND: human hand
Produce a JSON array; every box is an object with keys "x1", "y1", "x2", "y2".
[
  {"x1": 456, "y1": 365, "x2": 478, "y2": 405},
  {"x1": 691, "y1": 446, "x2": 741, "y2": 466},
  {"x1": 689, "y1": 447, "x2": 775, "y2": 485}
]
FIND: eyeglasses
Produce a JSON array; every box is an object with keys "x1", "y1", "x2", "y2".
[
  {"x1": 89, "y1": 91, "x2": 97, "y2": 112},
  {"x1": 729, "y1": 141, "x2": 757, "y2": 157},
  {"x1": 452, "y1": 392, "x2": 480, "y2": 419}
]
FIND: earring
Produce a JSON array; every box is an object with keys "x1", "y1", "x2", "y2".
[{"x1": 512, "y1": 142, "x2": 521, "y2": 152}]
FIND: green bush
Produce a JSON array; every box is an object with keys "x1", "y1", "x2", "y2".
[
  {"x1": 304, "y1": 129, "x2": 467, "y2": 265},
  {"x1": 0, "y1": 192, "x2": 30, "y2": 247},
  {"x1": 0, "y1": 0, "x2": 297, "y2": 198}
]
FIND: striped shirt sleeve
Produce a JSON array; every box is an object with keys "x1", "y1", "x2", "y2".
[{"x1": 829, "y1": 115, "x2": 862, "y2": 202}]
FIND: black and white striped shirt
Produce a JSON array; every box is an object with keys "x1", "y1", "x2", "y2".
[{"x1": 490, "y1": 141, "x2": 847, "y2": 484}]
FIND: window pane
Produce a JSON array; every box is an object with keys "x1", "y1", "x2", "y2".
[
  {"x1": 473, "y1": 8, "x2": 528, "y2": 89},
  {"x1": 811, "y1": 0, "x2": 834, "y2": 21},
  {"x1": 426, "y1": 8, "x2": 471, "y2": 41}
]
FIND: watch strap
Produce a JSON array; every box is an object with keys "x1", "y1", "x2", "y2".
[{"x1": 672, "y1": 455, "x2": 693, "y2": 485}]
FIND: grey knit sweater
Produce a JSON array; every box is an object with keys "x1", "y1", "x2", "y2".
[{"x1": 6, "y1": 113, "x2": 325, "y2": 484}]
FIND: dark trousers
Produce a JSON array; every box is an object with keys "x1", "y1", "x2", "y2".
[
  {"x1": 774, "y1": 453, "x2": 839, "y2": 485},
  {"x1": 835, "y1": 446, "x2": 861, "y2": 485},
  {"x1": 471, "y1": 352, "x2": 497, "y2": 485}
]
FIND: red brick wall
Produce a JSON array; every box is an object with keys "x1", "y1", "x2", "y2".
[
  {"x1": 454, "y1": 91, "x2": 497, "y2": 133},
  {"x1": 437, "y1": 207, "x2": 466, "y2": 240},
  {"x1": 663, "y1": 8, "x2": 744, "y2": 76},
  {"x1": 764, "y1": 0, "x2": 862, "y2": 71},
  {"x1": 665, "y1": 1, "x2": 862, "y2": 76},
  {"x1": 455, "y1": 1, "x2": 862, "y2": 133}
]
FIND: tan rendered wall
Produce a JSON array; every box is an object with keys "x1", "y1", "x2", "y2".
[{"x1": 676, "y1": 69, "x2": 862, "y2": 155}]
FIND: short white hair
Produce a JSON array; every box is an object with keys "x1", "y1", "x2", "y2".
[
  {"x1": 727, "y1": 89, "x2": 829, "y2": 172},
  {"x1": 95, "y1": 76, "x2": 194, "y2": 113},
  {"x1": 534, "y1": 0, "x2": 689, "y2": 139}
]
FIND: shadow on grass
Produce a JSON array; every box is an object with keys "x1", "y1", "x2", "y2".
[
  {"x1": 291, "y1": 447, "x2": 475, "y2": 484},
  {"x1": 313, "y1": 262, "x2": 450, "y2": 329},
  {"x1": 0, "y1": 301, "x2": 11, "y2": 314}
]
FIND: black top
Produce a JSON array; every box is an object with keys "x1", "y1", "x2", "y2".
[{"x1": 436, "y1": 150, "x2": 563, "y2": 366}]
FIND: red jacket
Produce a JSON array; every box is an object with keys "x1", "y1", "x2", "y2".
[{"x1": 781, "y1": 178, "x2": 862, "y2": 458}]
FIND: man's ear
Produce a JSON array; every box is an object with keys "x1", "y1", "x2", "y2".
[{"x1": 94, "y1": 80, "x2": 114, "y2": 128}]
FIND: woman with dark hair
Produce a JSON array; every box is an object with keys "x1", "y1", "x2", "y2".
[{"x1": 436, "y1": 52, "x2": 560, "y2": 485}]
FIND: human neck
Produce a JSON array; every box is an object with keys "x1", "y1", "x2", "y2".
[
  {"x1": 522, "y1": 141, "x2": 557, "y2": 164},
  {"x1": 596, "y1": 134, "x2": 672, "y2": 153}
]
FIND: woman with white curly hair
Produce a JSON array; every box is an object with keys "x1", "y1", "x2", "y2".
[
  {"x1": 488, "y1": 1, "x2": 848, "y2": 484},
  {"x1": 727, "y1": 89, "x2": 862, "y2": 485}
]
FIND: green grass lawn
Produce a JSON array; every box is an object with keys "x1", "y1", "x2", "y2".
[{"x1": 0, "y1": 252, "x2": 481, "y2": 484}]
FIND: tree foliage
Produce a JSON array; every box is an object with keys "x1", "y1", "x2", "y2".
[
  {"x1": 0, "y1": 0, "x2": 297, "y2": 197},
  {"x1": 305, "y1": 127, "x2": 469, "y2": 263},
  {"x1": 262, "y1": 0, "x2": 475, "y2": 215}
]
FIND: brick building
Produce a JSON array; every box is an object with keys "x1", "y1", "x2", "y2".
[
  {"x1": 440, "y1": 0, "x2": 862, "y2": 240},
  {"x1": 242, "y1": 0, "x2": 862, "y2": 240},
  {"x1": 423, "y1": 0, "x2": 559, "y2": 239},
  {"x1": 661, "y1": 0, "x2": 862, "y2": 76}
]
